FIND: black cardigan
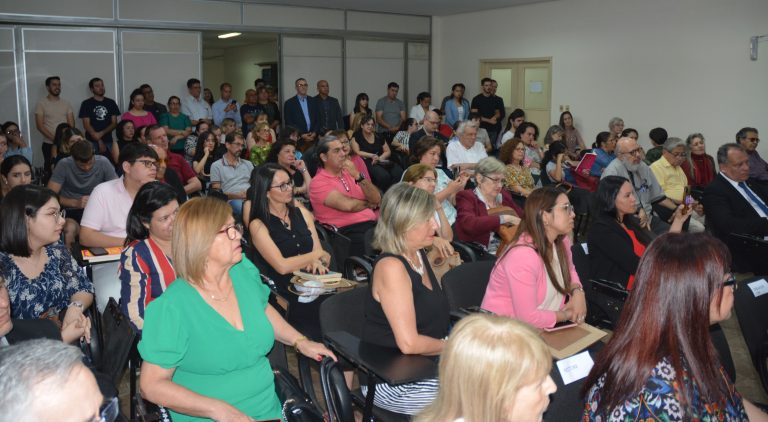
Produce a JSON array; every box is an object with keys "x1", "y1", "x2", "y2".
[{"x1": 586, "y1": 215, "x2": 652, "y2": 287}]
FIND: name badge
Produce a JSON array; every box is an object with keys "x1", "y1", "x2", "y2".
[
  {"x1": 556, "y1": 350, "x2": 594, "y2": 385},
  {"x1": 747, "y1": 278, "x2": 768, "y2": 297}
]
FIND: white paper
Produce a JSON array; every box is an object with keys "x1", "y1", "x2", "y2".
[
  {"x1": 581, "y1": 243, "x2": 589, "y2": 255},
  {"x1": 529, "y1": 81, "x2": 543, "y2": 93},
  {"x1": 556, "y1": 350, "x2": 594, "y2": 385},
  {"x1": 747, "y1": 278, "x2": 768, "y2": 297}
]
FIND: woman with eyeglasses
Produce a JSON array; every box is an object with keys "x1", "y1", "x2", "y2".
[
  {"x1": 139, "y1": 197, "x2": 335, "y2": 422},
  {"x1": 500, "y1": 138, "x2": 536, "y2": 207},
  {"x1": 481, "y1": 186, "x2": 586, "y2": 329},
  {"x1": 119, "y1": 182, "x2": 179, "y2": 331},
  {"x1": 265, "y1": 138, "x2": 311, "y2": 197},
  {"x1": 583, "y1": 233, "x2": 767, "y2": 421},
  {"x1": 410, "y1": 136, "x2": 469, "y2": 227},
  {"x1": 1, "y1": 121, "x2": 32, "y2": 163},
  {"x1": 0, "y1": 185, "x2": 94, "y2": 344},
  {"x1": 455, "y1": 157, "x2": 522, "y2": 254},
  {"x1": 246, "y1": 164, "x2": 331, "y2": 340}
]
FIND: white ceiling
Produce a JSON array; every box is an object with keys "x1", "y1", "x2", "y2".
[{"x1": 242, "y1": 0, "x2": 555, "y2": 17}]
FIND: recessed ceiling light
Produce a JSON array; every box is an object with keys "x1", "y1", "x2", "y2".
[{"x1": 217, "y1": 32, "x2": 242, "y2": 39}]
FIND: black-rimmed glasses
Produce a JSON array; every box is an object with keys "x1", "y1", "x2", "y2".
[{"x1": 270, "y1": 181, "x2": 294, "y2": 192}]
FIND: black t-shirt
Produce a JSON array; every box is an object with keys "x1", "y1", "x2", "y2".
[
  {"x1": 78, "y1": 97, "x2": 121, "y2": 143},
  {"x1": 408, "y1": 128, "x2": 448, "y2": 151},
  {"x1": 470, "y1": 94, "x2": 501, "y2": 132},
  {"x1": 144, "y1": 103, "x2": 168, "y2": 122}
]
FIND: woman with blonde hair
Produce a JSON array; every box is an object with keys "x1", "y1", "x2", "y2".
[
  {"x1": 416, "y1": 314, "x2": 556, "y2": 422},
  {"x1": 402, "y1": 164, "x2": 453, "y2": 241},
  {"x1": 139, "y1": 197, "x2": 335, "y2": 421},
  {"x1": 362, "y1": 183, "x2": 451, "y2": 414}
]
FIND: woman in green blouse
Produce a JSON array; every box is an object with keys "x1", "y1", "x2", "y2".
[{"x1": 139, "y1": 197, "x2": 335, "y2": 421}]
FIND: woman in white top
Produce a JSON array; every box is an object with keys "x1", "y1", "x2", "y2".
[{"x1": 409, "y1": 92, "x2": 434, "y2": 123}]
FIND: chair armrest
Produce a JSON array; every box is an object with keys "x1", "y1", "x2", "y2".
[
  {"x1": 587, "y1": 279, "x2": 629, "y2": 301},
  {"x1": 450, "y1": 240, "x2": 478, "y2": 263},
  {"x1": 343, "y1": 256, "x2": 373, "y2": 282}
]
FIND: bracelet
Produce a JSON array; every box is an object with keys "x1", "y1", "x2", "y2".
[
  {"x1": 293, "y1": 336, "x2": 308, "y2": 353},
  {"x1": 570, "y1": 286, "x2": 584, "y2": 295},
  {"x1": 68, "y1": 301, "x2": 84, "y2": 310}
]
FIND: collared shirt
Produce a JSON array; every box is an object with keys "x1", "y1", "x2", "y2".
[
  {"x1": 748, "y1": 150, "x2": 768, "y2": 182},
  {"x1": 81, "y1": 177, "x2": 133, "y2": 238},
  {"x1": 309, "y1": 168, "x2": 376, "y2": 228},
  {"x1": 446, "y1": 141, "x2": 488, "y2": 168},
  {"x1": 210, "y1": 156, "x2": 253, "y2": 194},
  {"x1": 181, "y1": 95, "x2": 212, "y2": 122},
  {"x1": 720, "y1": 172, "x2": 768, "y2": 218},
  {"x1": 298, "y1": 95, "x2": 311, "y2": 132},
  {"x1": 212, "y1": 99, "x2": 242, "y2": 127},
  {"x1": 601, "y1": 159, "x2": 665, "y2": 216},
  {"x1": 650, "y1": 155, "x2": 689, "y2": 202}
]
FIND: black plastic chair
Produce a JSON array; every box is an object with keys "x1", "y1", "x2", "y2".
[
  {"x1": 728, "y1": 233, "x2": 768, "y2": 276},
  {"x1": 320, "y1": 357, "x2": 355, "y2": 422},
  {"x1": 734, "y1": 276, "x2": 768, "y2": 394},
  {"x1": 343, "y1": 256, "x2": 374, "y2": 283},
  {"x1": 441, "y1": 260, "x2": 495, "y2": 311}
]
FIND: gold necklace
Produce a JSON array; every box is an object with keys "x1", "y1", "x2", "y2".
[{"x1": 201, "y1": 281, "x2": 233, "y2": 302}]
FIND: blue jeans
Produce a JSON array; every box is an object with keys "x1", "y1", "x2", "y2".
[{"x1": 229, "y1": 199, "x2": 244, "y2": 221}]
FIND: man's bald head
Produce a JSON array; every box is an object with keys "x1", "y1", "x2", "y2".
[
  {"x1": 615, "y1": 137, "x2": 638, "y2": 154},
  {"x1": 423, "y1": 110, "x2": 441, "y2": 133}
]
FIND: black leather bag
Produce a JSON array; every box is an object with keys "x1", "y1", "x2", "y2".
[{"x1": 272, "y1": 366, "x2": 324, "y2": 422}]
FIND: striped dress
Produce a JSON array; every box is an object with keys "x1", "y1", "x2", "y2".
[{"x1": 119, "y1": 238, "x2": 175, "y2": 331}]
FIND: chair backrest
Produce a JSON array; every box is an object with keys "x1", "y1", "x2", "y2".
[
  {"x1": 319, "y1": 286, "x2": 369, "y2": 338},
  {"x1": 734, "y1": 277, "x2": 768, "y2": 370},
  {"x1": 99, "y1": 298, "x2": 137, "y2": 386},
  {"x1": 570, "y1": 242, "x2": 590, "y2": 282},
  {"x1": 441, "y1": 260, "x2": 495, "y2": 311},
  {"x1": 320, "y1": 358, "x2": 355, "y2": 422}
]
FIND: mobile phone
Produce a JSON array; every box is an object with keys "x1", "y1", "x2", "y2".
[
  {"x1": 682, "y1": 186, "x2": 693, "y2": 214},
  {"x1": 230, "y1": 99, "x2": 236, "y2": 105},
  {"x1": 88, "y1": 247, "x2": 109, "y2": 256},
  {"x1": 543, "y1": 320, "x2": 577, "y2": 332}
]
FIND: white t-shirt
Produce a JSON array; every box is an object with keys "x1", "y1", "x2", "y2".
[
  {"x1": 446, "y1": 141, "x2": 488, "y2": 168},
  {"x1": 80, "y1": 177, "x2": 133, "y2": 238}
]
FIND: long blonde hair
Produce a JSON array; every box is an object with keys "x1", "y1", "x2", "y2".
[
  {"x1": 415, "y1": 314, "x2": 552, "y2": 422},
  {"x1": 372, "y1": 183, "x2": 435, "y2": 255}
]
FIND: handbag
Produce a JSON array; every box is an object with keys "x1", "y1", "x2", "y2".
[
  {"x1": 426, "y1": 248, "x2": 462, "y2": 285},
  {"x1": 487, "y1": 206, "x2": 520, "y2": 257},
  {"x1": 272, "y1": 366, "x2": 324, "y2": 422}
]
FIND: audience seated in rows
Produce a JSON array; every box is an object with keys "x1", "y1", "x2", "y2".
[
  {"x1": 501, "y1": 137, "x2": 536, "y2": 206},
  {"x1": 246, "y1": 164, "x2": 330, "y2": 340},
  {"x1": 119, "y1": 182, "x2": 178, "y2": 331},
  {"x1": 80, "y1": 143, "x2": 159, "y2": 248},
  {"x1": 583, "y1": 232, "x2": 766, "y2": 420},
  {"x1": 587, "y1": 176, "x2": 689, "y2": 289},
  {"x1": 602, "y1": 137, "x2": 678, "y2": 234},
  {"x1": 138, "y1": 197, "x2": 335, "y2": 421},
  {"x1": 482, "y1": 187, "x2": 586, "y2": 329},
  {"x1": 415, "y1": 314, "x2": 556, "y2": 422},
  {"x1": 455, "y1": 157, "x2": 521, "y2": 253},
  {"x1": 309, "y1": 135, "x2": 380, "y2": 256},
  {"x1": 147, "y1": 125, "x2": 201, "y2": 195},
  {"x1": 362, "y1": 183, "x2": 450, "y2": 415},
  {"x1": 0, "y1": 185, "x2": 93, "y2": 344},
  {"x1": 702, "y1": 143, "x2": 768, "y2": 275},
  {"x1": 48, "y1": 140, "x2": 117, "y2": 250}
]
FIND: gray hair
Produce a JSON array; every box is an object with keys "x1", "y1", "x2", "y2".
[
  {"x1": 716, "y1": 143, "x2": 745, "y2": 165},
  {"x1": 0, "y1": 339, "x2": 85, "y2": 421},
  {"x1": 662, "y1": 137, "x2": 686, "y2": 152},
  {"x1": 543, "y1": 125, "x2": 564, "y2": 145},
  {"x1": 685, "y1": 133, "x2": 705, "y2": 145},
  {"x1": 608, "y1": 117, "x2": 624, "y2": 130},
  {"x1": 455, "y1": 120, "x2": 478, "y2": 136},
  {"x1": 316, "y1": 134, "x2": 339, "y2": 168},
  {"x1": 372, "y1": 183, "x2": 435, "y2": 255},
  {"x1": 475, "y1": 157, "x2": 506, "y2": 177}
]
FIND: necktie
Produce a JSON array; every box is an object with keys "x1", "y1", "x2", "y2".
[{"x1": 738, "y1": 181, "x2": 768, "y2": 215}]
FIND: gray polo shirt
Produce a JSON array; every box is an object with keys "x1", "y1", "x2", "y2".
[
  {"x1": 601, "y1": 159, "x2": 665, "y2": 215},
  {"x1": 50, "y1": 156, "x2": 117, "y2": 201},
  {"x1": 374, "y1": 96, "x2": 405, "y2": 132},
  {"x1": 210, "y1": 157, "x2": 254, "y2": 194}
]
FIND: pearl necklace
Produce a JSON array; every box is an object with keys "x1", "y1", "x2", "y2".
[{"x1": 404, "y1": 251, "x2": 424, "y2": 276}]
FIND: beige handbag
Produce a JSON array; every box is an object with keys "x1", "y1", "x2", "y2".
[{"x1": 427, "y1": 248, "x2": 462, "y2": 286}]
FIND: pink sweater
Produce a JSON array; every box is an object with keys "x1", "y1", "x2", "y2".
[{"x1": 481, "y1": 234, "x2": 581, "y2": 329}]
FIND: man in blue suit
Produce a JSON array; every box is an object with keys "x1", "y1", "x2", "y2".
[{"x1": 283, "y1": 77, "x2": 319, "y2": 150}]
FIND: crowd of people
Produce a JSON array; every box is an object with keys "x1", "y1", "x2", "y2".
[{"x1": 0, "y1": 72, "x2": 767, "y2": 421}]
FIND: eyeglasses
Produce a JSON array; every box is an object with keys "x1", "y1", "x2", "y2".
[
  {"x1": 723, "y1": 273, "x2": 737, "y2": 291},
  {"x1": 217, "y1": 223, "x2": 243, "y2": 240},
  {"x1": 671, "y1": 152, "x2": 687, "y2": 158},
  {"x1": 419, "y1": 177, "x2": 437, "y2": 183},
  {"x1": 5, "y1": 129, "x2": 20, "y2": 136},
  {"x1": 133, "y1": 159, "x2": 158, "y2": 169},
  {"x1": 745, "y1": 137, "x2": 760, "y2": 143},
  {"x1": 621, "y1": 148, "x2": 643, "y2": 157},
  {"x1": 270, "y1": 181, "x2": 294, "y2": 192},
  {"x1": 340, "y1": 140, "x2": 351, "y2": 146},
  {"x1": 482, "y1": 174, "x2": 503, "y2": 185},
  {"x1": 230, "y1": 142, "x2": 245, "y2": 148},
  {"x1": 44, "y1": 209, "x2": 67, "y2": 222},
  {"x1": 91, "y1": 396, "x2": 118, "y2": 422},
  {"x1": 550, "y1": 203, "x2": 575, "y2": 214}
]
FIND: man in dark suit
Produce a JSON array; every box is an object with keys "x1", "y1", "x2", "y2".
[
  {"x1": 315, "y1": 80, "x2": 344, "y2": 132},
  {"x1": 702, "y1": 143, "x2": 768, "y2": 275},
  {"x1": 283, "y1": 77, "x2": 319, "y2": 150}
]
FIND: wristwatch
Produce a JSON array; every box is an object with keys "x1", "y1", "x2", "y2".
[
  {"x1": 68, "y1": 300, "x2": 84, "y2": 310},
  {"x1": 355, "y1": 173, "x2": 366, "y2": 184}
]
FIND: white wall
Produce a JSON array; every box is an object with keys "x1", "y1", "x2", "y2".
[
  {"x1": 203, "y1": 41, "x2": 277, "y2": 103},
  {"x1": 433, "y1": 0, "x2": 768, "y2": 157}
]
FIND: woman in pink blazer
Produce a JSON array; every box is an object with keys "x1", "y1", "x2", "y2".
[{"x1": 481, "y1": 186, "x2": 586, "y2": 329}]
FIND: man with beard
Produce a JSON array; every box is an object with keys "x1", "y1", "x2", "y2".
[
  {"x1": 35, "y1": 76, "x2": 75, "y2": 179},
  {"x1": 602, "y1": 137, "x2": 678, "y2": 234},
  {"x1": 140, "y1": 83, "x2": 168, "y2": 121},
  {"x1": 79, "y1": 77, "x2": 120, "y2": 156}
]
